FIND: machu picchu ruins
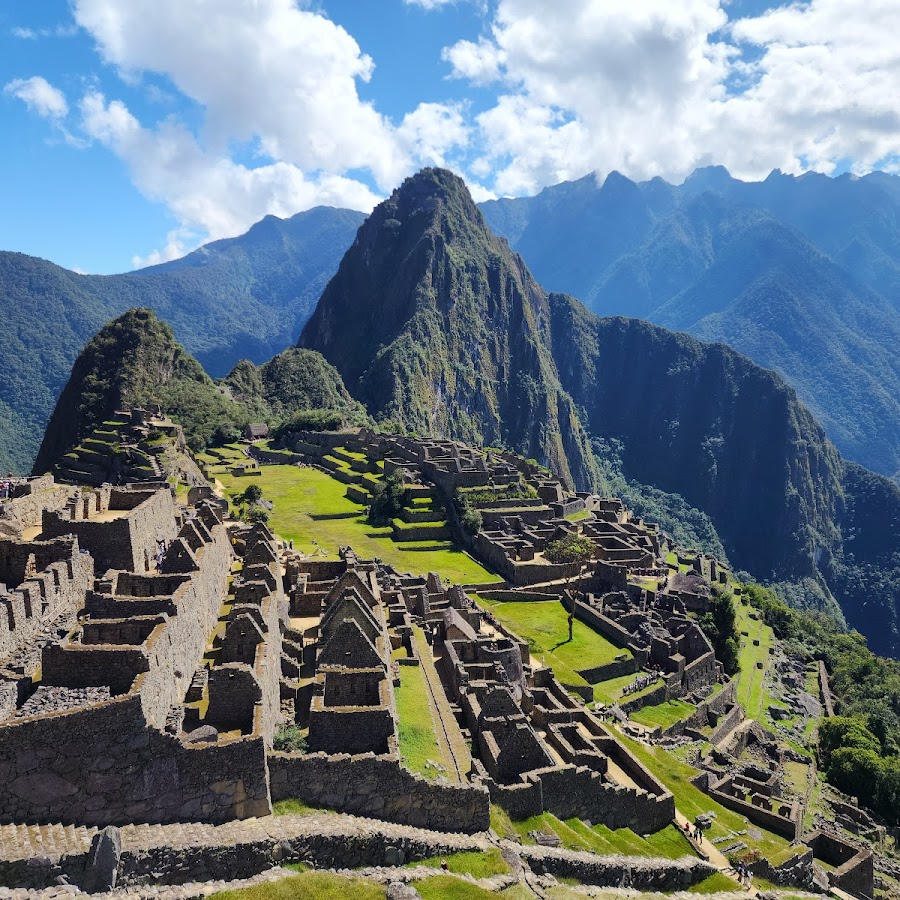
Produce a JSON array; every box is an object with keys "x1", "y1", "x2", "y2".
[{"x1": 0, "y1": 412, "x2": 889, "y2": 899}]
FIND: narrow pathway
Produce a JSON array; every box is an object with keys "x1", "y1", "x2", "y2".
[{"x1": 673, "y1": 809, "x2": 756, "y2": 896}]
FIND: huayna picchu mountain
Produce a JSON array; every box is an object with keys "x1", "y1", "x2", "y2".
[
  {"x1": 300, "y1": 167, "x2": 599, "y2": 491},
  {"x1": 302, "y1": 167, "x2": 900, "y2": 657}
]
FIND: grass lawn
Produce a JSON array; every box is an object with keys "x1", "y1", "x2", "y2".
[
  {"x1": 409, "y1": 849, "x2": 509, "y2": 878},
  {"x1": 476, "y1": 597, "x2": 629, "y2": 690},
  {"x1": 592, "y1": 672, "x2": 647, "y2": 705},
  {"x1": 630, "y1": 698, "x2": 696, "y2": 731},
  {"x1": 394, "y1": 659, "x2": 451, "y2": 778},
  {"x1": 687, "y1": 872, "x2": 743, "y2": 893},
  {"x1": 271, "y1": 798, "x2": 320, "y2": 816},
  {"x1": 211, "y1": 872, "x2": 386, "y2": 899},
  {"x1": 413, "y1": 876, "x2": 534, "y2": 900},
  {"x1": 733, "y1": 601, "x2": 776, "y2": 720},
  {"x1": 218, "y1": 465, "x2": 498, "y2": 585},
  {"x1": 613, "y1": 730, "x2": 788, "y2": 857}
]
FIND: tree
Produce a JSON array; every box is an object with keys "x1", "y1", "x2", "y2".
[
  {"x1": 460, "y1": 503, "x2": 482, "y2": 536},
  {"x1": 545, "y1": 532, "x2": 595, "y2": 642},
  {"x1": 241, "y1": 483, "x2": 263, "y2": 504},
  {"x1": 699, "y1": 586, "x2": 740, "y2": 675},
  {"x1": 367, "y1": 473, "x2": 409, "y2": 526}
]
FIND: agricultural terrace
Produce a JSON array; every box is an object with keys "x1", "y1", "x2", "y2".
[
  {"x1": 217, "y1": 465, "x2": 498, "y2": 586},
  {"x1": 476, "y1": 596, "x2": 631, "y2": 700}
]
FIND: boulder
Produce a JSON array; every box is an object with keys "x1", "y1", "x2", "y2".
[{"x1": 81, "y1": 826, "x2": 121, "y2": 893}]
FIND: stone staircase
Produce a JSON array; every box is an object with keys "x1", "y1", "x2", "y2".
[
  {"x1": 0, "y1": 822, "x2": 96, "y2": 860},
  {"x1": 0, "y1": 812, "x2": 488, "y2": 862}
]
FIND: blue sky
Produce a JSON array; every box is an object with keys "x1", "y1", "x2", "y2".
[{"x1": 3, "y1": 0, "x2": 899, "y2": 274}]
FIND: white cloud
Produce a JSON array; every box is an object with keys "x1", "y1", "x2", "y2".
[
  {"x1": 442, "y1": 38, "x2": 504, "y2": 84},
  {"x1": 445, "y1": 0, "x2": 900, "y2": 191},
  {"x1": 404, "y1": 0, "x2": 457, "y2": 9},
  {"x1": 4, "y1": 76, "x2": 69, "y2": 119},
  {"x1": 73, "y1": 0, "x2": 404, "y2": 187},
  {"x1": 80, "y1": 90, "x2": 383, "y2": 267}
]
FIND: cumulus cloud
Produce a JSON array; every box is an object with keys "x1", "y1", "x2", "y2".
[
  {"x1": 4, "y1": 76, "x2": 69, "y2": 119},
  {"x1": 15, "y1": 0, "x2": 469, "y2": 263},
  {"x1": 79, "y1": 90, "x2": 383, "y2": 265},
  {"x1": 445, "y1": 0, "x2": 900, "y2": 191}
]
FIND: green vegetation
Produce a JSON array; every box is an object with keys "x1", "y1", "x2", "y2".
[
  {"x1": 687, "y1": 872, "x2": 742, "y2": 893},
  {"x1": 272, "y1": 724, "x2": 307, "y2": 754},
  {"x1": 743, "y1": 582, "x2": 900, "y2": 824},
  {"x1": 211, "y1": 871, "x2": 385, "y2": 900},
  {"x1": 490, "y1": 805, "x2": 694, "y2": 860},
  {"x1": 477, "y1": 597, "x2": 628, "y2": 691},
  {"x1": 412, "y1": 877, "x2": 532, "y2": 900},
  {"x1": 271, "y1": 798, "x2": 319, "y2": 816},
  {"x1": 630, "y1": 698, "x2": 696, "y2": 731},
  {"x1": 410, "y1": 849, "x2": 509, "y2": 878},
  {"x1": 368, "y1": 473, "x2": 409, "y2": 525},
  {"x1": 394, "y1": 661, "x2": 448, "y2": 778},
  {"x1": 226, "y1": 347, "x2": 367, "y2": 429},
  {"x1": 698, "y1": 586, "x2": 740, "y2": 675},
  {"x1": 218, "y1": 465, "x2": 498, "y2": 585}
]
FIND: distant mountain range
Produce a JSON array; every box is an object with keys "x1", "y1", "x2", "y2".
[
  {"x1": 480, "y1": 167, "x2": 900, "y2": 478},
  {"x1": 8, "y1": 164, "x2": 900, "y2": 487},
  {"x1": 0, "y1": 207, "x2": 364, "y2": 472}
]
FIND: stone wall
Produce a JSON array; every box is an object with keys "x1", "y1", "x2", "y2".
[
  {"x1": 0, "y1": 482, "x2": 70, "y2": 535},
  {"x1": 691, "y1": 772, "x2": 798, "y2": 840},
  {"x1": 535, "y1": 764, "x2": 673, "y2": 832},
  {"x1": 42, "y1": 489, "x2": 178, "y2": 574},
  {"x1": 268, "y1": 751, "x2": 490, "y2": 833},
  {"x1": 0, "y1": 691, "x2": 271, "y2": 824},
  {"x1": 0, "y1": 537, "x2": 93, "y2": 665},
  {"x1": 805, "y1": 830, "x2": 874, "y2": 898},
  {"x1": 577, "y1": 655, "x2": 640, "y2": 684},
  {"x1": 707, "y1": 700, "x2": 744, "y2": 745},
  {"x1": 523, "y1": 846, "x2": 716, "y2": 890}
]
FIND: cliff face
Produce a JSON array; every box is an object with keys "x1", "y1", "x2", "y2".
[
  {"x1": 548, "y1": 296, "x2": 844, "y2": 579},
  {"x1": 300, "y1": 168, "x2": 598, "y2": 489}
]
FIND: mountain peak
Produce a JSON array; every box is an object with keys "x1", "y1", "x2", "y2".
[
  {"x1": 682, "y1": 165, "x2": 735, "y2": 194},
  {"x1": 300, "y1": 169, "x2": 597, "y2": 489}
]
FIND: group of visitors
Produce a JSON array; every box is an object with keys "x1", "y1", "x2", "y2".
[
  {"x1": 621, "y1": 670, "x2": 661, "y2": 696},
  {"x1": 733, "y1": 861, "x2": 753, "y2": 887},
  {"x1": 154, "y1": 539, "x2": 168, "y2": 571},
  {"x1": 0, "y1": 476, "x2": 16, "y2": 500}
]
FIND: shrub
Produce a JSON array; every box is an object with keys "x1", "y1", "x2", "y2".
[{"x1": 273, "y1": 725, "x2": 307, "y2": 753}]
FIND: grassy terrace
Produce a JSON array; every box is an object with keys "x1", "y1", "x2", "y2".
[
  {"x1": 614, "y1": 729, "x2": 789, "y2": 857},
  {"x1": 394, "y1": 658, "x2": 453, "y2": 779},
  {"x1": 218, "y1": 465, "x2": 498, "y2": 585},
  {"x1": 630, "y1": 698, "x2": 696, "y2": 731},
  {"x1": 490, "y1": 805, "x2": 695, "y2": 859},
  {"x1": 475, "y1": 597, "x2": 629, "y2": 697},
  {"x1": 733, "y1": 598, "x2": 776, "y2": 720}
]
